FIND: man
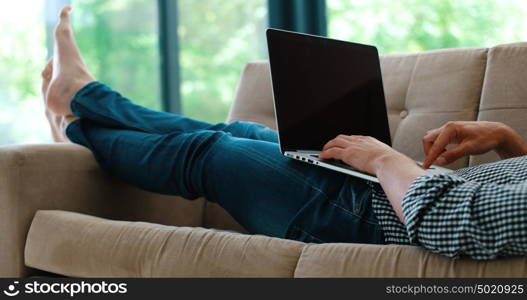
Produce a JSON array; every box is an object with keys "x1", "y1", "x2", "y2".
[{"x1": 43, "y1": 6, "x2": 527, "y2": 260}]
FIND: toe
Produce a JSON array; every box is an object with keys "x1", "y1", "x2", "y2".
[
  {"x1": 54, "y1": 6, "x2": 73, "y2": 38},
  {"x1": 41, "y1": 58, "x2": 53, "y2": 96},
  {"x1": 41, "y1": 58, "x2": 53, "y2": 80},
  {"x1": 59, "y1": 5, "x2": 72, "y2": 21}
]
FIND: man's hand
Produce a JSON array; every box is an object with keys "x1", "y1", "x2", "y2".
[
  {"x1": 319, "y1": 135, "x2": 410, "y2": 175},
  {"x1": 422, "y1": 121, "x2": 527, "y2": 169},
  {"x1": 320, "y1": 134, "x2": 425, "y2": 222}
]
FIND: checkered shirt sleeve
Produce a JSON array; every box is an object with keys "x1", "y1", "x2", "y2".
[{"x1": 401, "y1": 157, "x2": 527, "y2": 260}]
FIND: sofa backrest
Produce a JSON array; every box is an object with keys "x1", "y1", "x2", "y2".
[
  {"x1": 472, "y1": 43, "x2": 527, "y2": 166},
  {"x1": 379, "y1": 48, "x2": 487, "y2": 170},
  {"x1": 228, "y1": 42, "x2": 527, "y2": 169}
]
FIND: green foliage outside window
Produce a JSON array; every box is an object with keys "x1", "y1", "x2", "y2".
[
  {"x1": 328, "y1": 0, "x2": 527, "y2": 54},
  {"x1": 178, "y1": 0, "x2": 267, "y2": 123},
  {"x1": 73, "y1": 0, "x2": 161, "y2": 110},
  {"x1": 0, "y1": 2, "x2": 48, "y2": 144},
  {"x1": 73, "y1": 0, "x2": 267, "y2": 123}
]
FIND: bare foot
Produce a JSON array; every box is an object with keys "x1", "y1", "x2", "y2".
[
  {"x1": 45, "y1": 6, "x2": 95, "y2": 116},
  {"x1": 42, "y1": 58, "x2": 74, "y2": 142}
]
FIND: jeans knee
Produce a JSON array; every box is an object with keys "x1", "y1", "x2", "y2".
[
  {"x1": 225, "y1": 120, "x2": 253, "y2": 137},
  {"x1": 167, "y1": 130, "x2": 228, "y2": 198}
]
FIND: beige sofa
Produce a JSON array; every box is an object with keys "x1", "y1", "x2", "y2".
[{"x1": 2, "y1": 43, "x2": 527, "y2": 278}]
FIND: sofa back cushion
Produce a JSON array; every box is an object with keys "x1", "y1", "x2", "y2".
[
  {"x1": 228, "y1": 62, "x2": 276, "y2": 129},
  {"x1": 471, "y1": 43, "x2": 527, "y2": 166},
  {"x1": 380, "y1": 48, "x2": 488, "y2": 170}
]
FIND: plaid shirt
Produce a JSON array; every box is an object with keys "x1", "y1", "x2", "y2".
[{"x1": 371, "y1": 155, "x2": 527, "y2": 260}]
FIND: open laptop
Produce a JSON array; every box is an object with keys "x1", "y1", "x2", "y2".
[{"x1": 266, "y1": 29, "x2": 451, "y2": 183}]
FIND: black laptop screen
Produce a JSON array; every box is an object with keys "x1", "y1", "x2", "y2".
[{"x1": 267, "y1": 29, "x2": 392, "y2": 153}]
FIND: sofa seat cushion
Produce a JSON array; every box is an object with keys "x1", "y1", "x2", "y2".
[
  {"x1": 25, "y1": 210, "x2": 304, "y2": 277},
  {"x1": 26, "y1": 210, "x2": 527, "y2": 278},
  {"x1": 294, "y1": 243, "x2": 527, "y2": 278}
]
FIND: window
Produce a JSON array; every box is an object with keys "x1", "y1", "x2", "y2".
[
  {"x1": 72, "y1": 0, "x2": 161, "y2": 110},
  {"x1": 328, "y1": 0, "x2": 527, "y2": 54},
  {"x1": 178, "y1": 0, "x2": 267, "y2": 123},
  {"x1": 0, "y1": 0, "x2": 160, "y2": 145},
  {"x1": 0, "y1": 0, "x2": 267, "y2": 146},
  {"x1": 9, "y1": 1, "x2": 523, "y2": 146}
]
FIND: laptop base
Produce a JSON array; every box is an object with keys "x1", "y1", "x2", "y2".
[{"x1": 285, "y1": 151, "x2": 452, "y2": 184}]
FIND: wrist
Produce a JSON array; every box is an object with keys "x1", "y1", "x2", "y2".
[
  {"x1": 496, "y1": 124, "x2": 527, "y2": 159},
  {"x1": 372, "y1": 152, "x2": 417, "y2": 176}
]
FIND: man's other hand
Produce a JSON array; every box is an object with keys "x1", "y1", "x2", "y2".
[{"x1": 422, "y1": 121, "x2": 527, "y2": 169}]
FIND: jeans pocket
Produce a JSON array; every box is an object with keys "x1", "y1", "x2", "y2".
[
  {"x1": 333, "y1": 176, "x2": 373, "y2": 219},
  {"x1": 287, "y1": 226, "x2": 326, "y2": 244}
]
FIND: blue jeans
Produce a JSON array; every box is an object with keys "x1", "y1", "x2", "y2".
[{"x1": 65, "y1": 82, "x2": 385, "y2": 244}]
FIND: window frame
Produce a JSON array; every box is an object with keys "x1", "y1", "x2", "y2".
[{"x1": 158, "y1": 0, "x2": 182, "y2": 114}]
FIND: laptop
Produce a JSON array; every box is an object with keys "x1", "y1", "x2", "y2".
[{"x1": 266, "y1": 29, "x2": 451, "y2": 183}]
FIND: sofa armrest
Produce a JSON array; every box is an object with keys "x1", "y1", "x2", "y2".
[{"x1": 0, "y1": 143, "x2": 205, "y2": 277}]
